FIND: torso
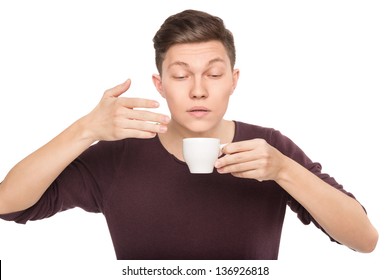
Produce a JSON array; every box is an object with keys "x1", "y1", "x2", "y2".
[{"x1": 103, "y1": 121, "x2": 288, "y2": 259}]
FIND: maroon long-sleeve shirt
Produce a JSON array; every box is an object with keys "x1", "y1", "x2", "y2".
[{"x1": 0, "y1": 121, "x2": 358, "y2": 259}]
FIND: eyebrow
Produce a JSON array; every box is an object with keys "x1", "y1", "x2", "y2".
[
  {"x1": 167, "y1": 57, "x2": 226, "y2": 69},
  {"x1": 167, "y1": 61, "x2": 190, "y2": 69}
]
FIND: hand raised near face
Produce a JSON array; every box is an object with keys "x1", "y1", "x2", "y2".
[
  {"x1": 214, "y1": 139, "x2": 287, "y2": 182},
  {"x1": 83, "y1": 79, "x2": 170, "y2": 141}
]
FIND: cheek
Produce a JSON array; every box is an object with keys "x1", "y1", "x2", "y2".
[
  {"x1": 162, "y1": 79, "x2": 190, "y2": 100},
  {"x1": 215, "y1": 95, "x2": 231, "y2": 115},
  {"x1": 216, "y1": 87, "x2": 233, "y2": 114},
  {"x1": 161, "y1": 78, "x2": 187, "y2": 98},
  {"x1": 210, "y1": 77, "x2": 235, "y2": 94},
  {"x1": 213, "y1": 84, "x2": 233, "y2": 103},
  {"x1": 163, "y1": 90, "x2": 186, "y2": 114}
]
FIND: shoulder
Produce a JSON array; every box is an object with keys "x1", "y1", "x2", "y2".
[
  {"x1": 234, "y1": 120, "x2": 309, "y2": 163},
  {"x1": 234, "y1": 121, "x2": 280, "y2": 143}
]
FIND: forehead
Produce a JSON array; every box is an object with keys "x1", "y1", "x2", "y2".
[{"x1": 163, "y1": 41, "x2": 230, "y2": 70}]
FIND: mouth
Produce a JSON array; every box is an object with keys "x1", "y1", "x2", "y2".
[{"x1": 187, "y1": 106, "x2": 211, "y2": 117}]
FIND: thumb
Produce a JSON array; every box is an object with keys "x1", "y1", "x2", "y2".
[{"x1": 103, "y1": 79, "x2": 131, "y2": 98}]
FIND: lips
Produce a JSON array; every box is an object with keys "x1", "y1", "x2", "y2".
[{"x1": 187, "y1": 106, "x2": 211, "y2": 118}]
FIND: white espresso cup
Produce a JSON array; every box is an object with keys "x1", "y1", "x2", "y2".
[{"x1": 183, "y1": 138, "x2": 223, "y2": 174}]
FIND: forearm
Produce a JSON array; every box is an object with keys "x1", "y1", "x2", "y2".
[
  {"x1": 0, "y1": 80, "x2": 169, "y2": 215},
  {"x1": 0, "y1": 116, "x2": 95, "y2": 214},
  {"x1": 276, "y1": 156, "x2": 378, "y2": 253}
]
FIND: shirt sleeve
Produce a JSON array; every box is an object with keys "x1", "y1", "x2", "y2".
[
  {"x1": 0, "y1": 140, "x2": 124, "y2": 224},
  {"x1": 269, "y1": 129, "x2": 363, "y2": 242}
]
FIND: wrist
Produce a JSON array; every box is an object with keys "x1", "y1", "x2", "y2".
[
  {"x1": 274, "y1": 155, "x2": 296, "y2": 186},
  {"x1": 71, "y1": 114, "x2": 99, "y2": 144}
]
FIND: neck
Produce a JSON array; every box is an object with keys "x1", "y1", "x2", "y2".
[{"x1": 158, "y1": 119, "x2": 235, "y2": 161}]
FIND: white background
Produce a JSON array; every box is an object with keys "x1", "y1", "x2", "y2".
[{"x1": 0, "y1": 0, "x2": 389, "y2": 279}]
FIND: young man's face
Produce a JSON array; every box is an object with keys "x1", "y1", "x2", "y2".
[{"x1": 153, "y1": 40, "x2": 239, "y2": 136}]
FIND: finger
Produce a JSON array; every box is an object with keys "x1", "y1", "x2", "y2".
[
  {"x1": 223, "y1": 140, "x2": 259, "y2": 155},
  {"x1": 231, "y1": 170, "x2": 261, "y2": 180},
  {"x1": 128, "y1": 109, "x2": 171, "y2": 124},
  {"x1": 217, "y1": 160, "x2": 260, "y2": 174},
  {"x1": 114, "y1": 128, "x2": 157, "y2": 139},
  {"x1": 215, "y1": 150, "x2": 258, "y2": 169},
  {"x1": 116, "y1": 107, "x2": 170, "y2": 124},
  {"x1": 118, "y1": 97, "x2": 160, "y2": 110},
  {"x1": 103, "y1": 79, "x2": 131, "y2": 98},
  {"x1": 115, "y1": 118, "x2": 168, "y2": 134},
  {"x1": 217, "y1": 160, "x2": 267, "y2": 181}
]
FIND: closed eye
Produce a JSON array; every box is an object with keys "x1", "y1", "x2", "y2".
[
  {"x1": 173, "y1": 75, "x2": 188, "y2": 80},
  {"x1": 208, "y1": 74, "x2": 223, "y2": 79}
]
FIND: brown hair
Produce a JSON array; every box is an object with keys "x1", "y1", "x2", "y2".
[{"x1": 153, "y1": 9, "x2": 236, "y2": 74}]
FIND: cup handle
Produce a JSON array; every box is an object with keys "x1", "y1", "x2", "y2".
[{"x1": 219, "y1": 143, "x2": 227, "y2": 156}]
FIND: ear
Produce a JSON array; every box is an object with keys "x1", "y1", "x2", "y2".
[
  {"x1": 152, "y1": 74, "x2": 165, "y2": 98},
  {"x1": 231, "y1": 68, "x2": 240, "y2": 94}
]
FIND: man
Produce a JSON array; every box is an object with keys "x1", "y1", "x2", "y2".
[{"x1": 0, "y1": 9, "x2": 378, "y2": 259}]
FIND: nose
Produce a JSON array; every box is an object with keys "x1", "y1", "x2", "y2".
[{"x1": 189, "y1": 77, "x2": 208, "y2": 99}]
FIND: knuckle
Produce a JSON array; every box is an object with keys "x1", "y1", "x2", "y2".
[
  {"x1": 235, "y1": 153, "x2": 245, "y2": 162},
  {"x1": 112, "y1": 129, "x2": 123, "y2": 140},
  {"x1": 144, "y1": 122, "x2": 158, "y2": 133},
  {"x1": 230, "y1": 163, "x2": 241, "y2": 173},
  {"x1": 113, "y1": 107, "x2": 123, "y2": 118},
  {"x1": 221, "y1": 156, "x2": 231, "y2": 166},
  {"x1": 255, "y1": 138, "x2": 267, "y2": 146},
  {"x1": 117, "y1": 97, "x2": 130, "y2": 107},
  {"x1": 103, "y1": 88, "x2": 111, "y2": 97},
  {"x1": 130, "y1": 98, "x2": 153, "y2": 108},
  {"x1": 112, "y1": 117, "x2": 122, "y2": 127}
]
